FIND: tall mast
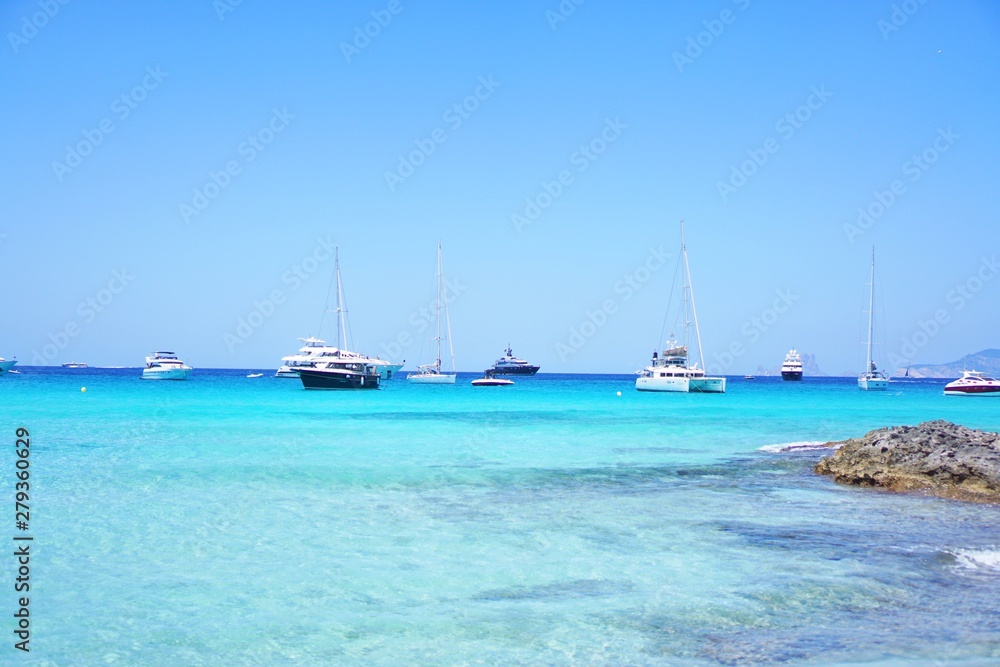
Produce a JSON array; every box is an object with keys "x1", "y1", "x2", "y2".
[
  {"x1": 441, "y1": 242, "x2": 455, "y2": 373},
  {"x1": 865, "y1": 246, "x2": 876, "y2": 372},
  {"x1": 335, "y1": 247, "x2": 349, "y2": 351},
  {"x1": 681, "y1": 220, "x2": 706, "y2": 370},
  {"x1": 435, "y1": 241, "x2": 442, "y2": 370}
]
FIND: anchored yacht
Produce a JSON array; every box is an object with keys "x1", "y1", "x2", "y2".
[
  {"x1": 276, "y1": 337, "x2": 403, "y2": 379},
  {"x1": 635, "y1": 221, "x2": 725, "y2": 394},
  {"x1": 298, "y1": 359, "x2": 380, "y2": 390},
  {"x1": 781, "y1": 349, "x2": 803, "y2": 381},
  {"x1": 490, "y1": 346, "x2": 540, "y2": 375},
  {"x1": 408, "y1": 241, "x2": 457, "y2": 384},
  {"x1": 858, "y1": 248, "x2": 889, "y2": 391},
  {"x1": 276, "y1": 248, "x2": 403, "y2": 379},
  {"x1": 141, "y1": 352, "x2": 192, "y2": 380},
  {"x1": 0, "y1": 357, "x2": 16, "y2": 376}
]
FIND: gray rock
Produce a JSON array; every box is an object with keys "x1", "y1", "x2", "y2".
[{"x1": 815, "y1": 420, "x2": 1000, "y2": 502}]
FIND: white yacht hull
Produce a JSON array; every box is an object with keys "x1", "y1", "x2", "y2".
[
  {"x1": 278, "y1": 362, "x2": 403, "y2": 379},
  {"x1": 372, "y1": 362, "x2": 404, "y2": 379},
  {"x1": 635, "y1": 376, "x2": 726, "y2": 393},
  {"x1": 857, "y1": 376, "x2": 888, "y2": 391},
  {"x1": 142, "y1": 367, "x2": 191, "y2": 380},
  {"x1": 407, "y1": 373, "x2": 456, "y2": 384},
  {"x1": 690, "y1": 377, "x2": 726, "y2": 393},
  {"x1": 0, "y1": 359, "x2": 17, "y2": 376}
]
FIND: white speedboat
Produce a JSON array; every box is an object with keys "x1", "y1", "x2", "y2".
[
  {"x1": 858, "y1": 248, "x2": 889, "y2": 391},
  {"x1": 636, "y1": 221, "x2": 725, "y2": 394},
  {"x1": 62, "y1": 361, "x2": 89, "y2": 368},
  {"x1": 276, "y1": 249, "x2": 403, "y2": 379},
  {"x1": 141, "y1": 352, "x2": 192, "y2": 380},
  {"x1": 471, "y1": 369, "x2": 514, "y2": 386},
  {"x1": 781, "y1": 349, "x2": 803, "y2": 381},
  {"x1": 247, "y1": 373, "x2": 264, "y2": 378},
  {"x1": 943, "y1": 371, "x2": 1000, "y2": 396},
  {"x1": 408, "y1": 241, "x2": 457, "y2": 384},
  {"x1": 0, "y1": 357, "x2": 17, "y2": 376},
  {"x1": 490, "y1": 346, "x2": 539, "y2": 375}
]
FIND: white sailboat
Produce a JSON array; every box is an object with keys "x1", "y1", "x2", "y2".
[
  {"x1": 858, "y1": 247, "x2": 889, "y2": 391},
  {"x1": 408, "y1": 241, "x2": 457, "y2": 384},
  {"x1": 636, "y1": 221, "x2": 726, "y2": 393}
]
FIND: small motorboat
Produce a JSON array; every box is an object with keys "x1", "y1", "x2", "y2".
[
  {"x1": 743, "y1": 375, "x2": 755, "y2": 380},
  {"x1": 247, "y1": 373, "x2": 264, "y2": 378},
  {"x1": 471, "y1": 369, "x2": 514, "y2": 387},
  {"x1": 943, "y1": 371, "x2": 1000, "y2": 396}
]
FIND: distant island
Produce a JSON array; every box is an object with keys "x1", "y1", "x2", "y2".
[{"x1": 899, "y1": 349, "x2": 1000, "y2": 379}]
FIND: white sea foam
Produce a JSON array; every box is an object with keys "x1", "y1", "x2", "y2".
[
  {"x1": 758, "y1": 441, "x2": 835, "y2": 453},
  {"x1": 950, "y1": 548, "x2": 1000, "y2": 573}
]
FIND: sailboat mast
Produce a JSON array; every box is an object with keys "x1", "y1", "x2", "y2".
[
  {"x1": 335, "y1": 247, "x2": 349, "y2": 351},
  {"x1": 441, "y1": 243, "x2": 455, "y2": 373},
  {"x1": 866, "y1": 247, "x2": 875, "y2": 371},
  {"x1": 435, "y1": 241, "x2": 442, "y2": 370},
  {"x1": 680, "y1": 221, "x2": 706, "y2": 370}
]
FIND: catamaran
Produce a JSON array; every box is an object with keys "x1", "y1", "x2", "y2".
[
  {"x1": 408, "y1": 241, "x2": 457, "y2": 384},
  {"x1": 858, "y1": 247, "x2": 889, "y2": 391},
  {"x1": 636, "y1": 221, "x2": 726, "y2": 393}
]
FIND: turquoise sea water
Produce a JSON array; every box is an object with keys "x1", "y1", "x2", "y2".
[{"x1": 2, "y1": 368, "x2": 999, "y2": 666}]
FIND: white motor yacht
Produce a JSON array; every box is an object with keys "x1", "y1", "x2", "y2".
[
  {"x1": 276, "y1": 337, "x2": 403, "y2": 379},
  {"x1": 0, "y1": 357, "x2": 17, "y2": 376},
  {"x1": 141, "y1": 352, "x2": 192, "y2": 380},
  {"x1": 943, "y1": 371, "x2": 1000, "y2": 396},
  {"x1": 781, "y1": 349, "x2": 803, "y2": 381},
  {"x1": 276, "y1": 249, "x2": 403, "y2": 379}
]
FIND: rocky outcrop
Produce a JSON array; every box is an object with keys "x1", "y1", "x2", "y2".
[{"x1": 815, "y1": 420, "x2": 1000, "y2": 502}]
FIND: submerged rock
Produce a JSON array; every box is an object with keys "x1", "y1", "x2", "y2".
[{"x1": 815, "y1": 420, "x2": 1000, "y2": 503}]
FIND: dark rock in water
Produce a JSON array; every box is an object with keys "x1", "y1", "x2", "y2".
[{"x1": 815, "y1": 420, "x2": 1000, "y2": 503}]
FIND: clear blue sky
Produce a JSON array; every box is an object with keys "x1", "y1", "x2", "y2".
[{"x1": 2, "y1": 0, "x2": 998, "y2": 374}]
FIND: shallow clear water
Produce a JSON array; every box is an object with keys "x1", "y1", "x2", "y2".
[{"x1": 2, "y1": 369, "x2": 998, "y2": 665}]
